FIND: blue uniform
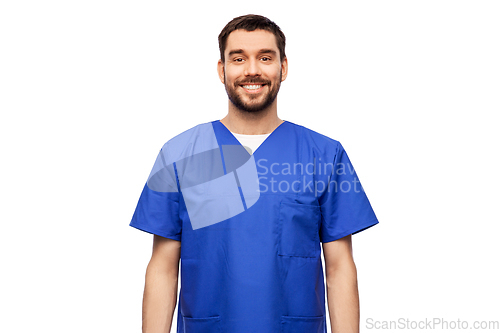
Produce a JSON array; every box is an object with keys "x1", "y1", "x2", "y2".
[{"x1": 130, "y1": 120, "x2": 379, "y2": 333}]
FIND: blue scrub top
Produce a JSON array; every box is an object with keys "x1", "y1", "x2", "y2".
[{"x1": 130, "y1": 120, "x2": 379, "y2": 333}]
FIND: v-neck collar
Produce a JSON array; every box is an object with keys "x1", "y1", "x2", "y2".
[{"x1": 213, "y1": 120, "x2": 288, "y2": 156}]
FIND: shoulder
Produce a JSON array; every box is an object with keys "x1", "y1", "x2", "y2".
[
  {"x1": 285, "y1": 121, "x2": 343, "y2": 153},
  {"x1": 159, "y1": 121, "x2": 219, "y2": 163}
]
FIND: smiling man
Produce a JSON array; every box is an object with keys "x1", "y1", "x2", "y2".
[
  {"x1": 130, "y1": 14, "x2": 379, "y2": 333},
  {"x1": 220, "y1": 29, "x2": 285, "y2": 114}
]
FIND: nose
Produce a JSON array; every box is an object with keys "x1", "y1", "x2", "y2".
[{"x1": 243, "y1": 58, "x2": 261, "y2": 76}]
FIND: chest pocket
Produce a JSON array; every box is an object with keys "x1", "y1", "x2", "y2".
[{"x1": 278, "y1": 201, "x2": 321, "y2": 258}]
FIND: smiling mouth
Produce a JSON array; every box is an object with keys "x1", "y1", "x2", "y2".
[{"x1": 240, "y1": 84, "x2": 266, "y2": 93}]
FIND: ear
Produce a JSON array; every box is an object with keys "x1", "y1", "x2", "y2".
[
  {"x1": 217, "y1": 59, "x2": 225, "y2": 84},
  {"x1": 280, "y1": 57, "x2": 288, "y2": 82}
]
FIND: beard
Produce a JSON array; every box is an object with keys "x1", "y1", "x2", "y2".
[{"x1": 224, "y1": 70, "x2": 282, "y2": 113}]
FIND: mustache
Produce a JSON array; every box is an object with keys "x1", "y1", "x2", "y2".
[{"x1": 236, "y1": 79, "x2": 270, "y2": 85}]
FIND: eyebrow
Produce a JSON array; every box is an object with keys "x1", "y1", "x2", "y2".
[{"x1": 227, "y1": 49, "x2": 277, "y2": 57}]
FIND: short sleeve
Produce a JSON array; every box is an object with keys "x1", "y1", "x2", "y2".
[
  {"x1": 129, "y1": 147, "x2": 182, "y2": 241},
  {"x1": 319, "y1": 142, "x2": 379, "y2": 243}
]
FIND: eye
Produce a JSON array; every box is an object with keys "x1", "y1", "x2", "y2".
[
  {"x1": 261, "y1": 57, "x2": 271, "y2": 61},
  {"x1": 234, "y1": 58, "x2": 244, "y2": 62}
]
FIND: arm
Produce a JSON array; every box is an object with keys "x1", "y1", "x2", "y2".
[
  {"x1": 323, "y1": 234, "x2": 359, "y2": 333},
  {"x1": 142, "y1": 235, "x2": 181, "y2": 333}
]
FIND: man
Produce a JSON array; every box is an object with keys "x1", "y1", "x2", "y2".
[{"x1": 130, "y1": 14, "x2": 378, "y2": 333}]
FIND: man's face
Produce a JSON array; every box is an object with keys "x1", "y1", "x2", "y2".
[{"x1": 218, "y1": 29, "x2": 288, "y2": 113}]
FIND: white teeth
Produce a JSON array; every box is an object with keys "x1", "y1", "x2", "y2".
[{"x1": 242, "y1": 85, "x2": 262, "y2": 90}]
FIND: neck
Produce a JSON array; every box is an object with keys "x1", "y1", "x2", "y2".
[{"x1": 221, "y1": 100, "x2": 283, "y2": 135}]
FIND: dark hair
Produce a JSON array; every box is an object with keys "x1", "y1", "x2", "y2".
[{"x1": 218, "y1": 14, "x2": 286, "y2": 64}]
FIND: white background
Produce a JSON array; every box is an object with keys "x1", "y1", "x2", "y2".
[{"x1": 1, "y1": 1, "x2": 499, "y2": 332}]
